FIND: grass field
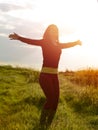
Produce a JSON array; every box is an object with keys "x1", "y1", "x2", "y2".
[{"x1": 0, "y1": 65, "x2": 98, "y2": 130}]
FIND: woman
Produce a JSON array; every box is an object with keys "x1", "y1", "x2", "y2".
[{"x1": 9, "y1": 24, "x2": 82, "y2": 129}]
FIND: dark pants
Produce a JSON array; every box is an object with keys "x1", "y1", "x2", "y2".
[{"x1": 39, "y1": 73, "x2": 59, "y2": 111}]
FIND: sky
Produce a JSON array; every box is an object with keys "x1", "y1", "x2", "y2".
[{"x1": 0, "y1": 0, "x2": 98, "y2": 71}]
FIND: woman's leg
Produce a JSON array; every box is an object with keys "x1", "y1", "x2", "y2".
[{"x1": 39, "y1": 73, "x2": 59, "y2": 128}]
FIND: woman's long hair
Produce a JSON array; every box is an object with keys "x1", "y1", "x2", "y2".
[{"x1": 43, "y1": 24, "x2": 59, "y2": 42}]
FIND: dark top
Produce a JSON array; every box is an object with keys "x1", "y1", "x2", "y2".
[{"x1": 18, "y1": 37, "x2": 62, "y2": 68}]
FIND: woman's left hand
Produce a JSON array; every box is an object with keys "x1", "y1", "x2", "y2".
[{"x1": 77, "y1": 40, "x2": 82, "y2": 46}]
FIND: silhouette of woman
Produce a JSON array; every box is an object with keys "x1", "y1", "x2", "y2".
[{"x1": 9, "y1": 24, "x2": 82, "y2": 129}]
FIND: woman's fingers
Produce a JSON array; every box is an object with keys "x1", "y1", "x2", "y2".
[{"x1": 9, "y1": 33, "x2": 19, "y2": 40}]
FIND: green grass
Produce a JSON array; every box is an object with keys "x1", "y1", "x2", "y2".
[{"x1": 0, "y1": 65, "x2": 98, "y2": 130}]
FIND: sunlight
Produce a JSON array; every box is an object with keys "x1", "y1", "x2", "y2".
[
  {"x1": 6, "y1": 0, "x2": 98, "y2": 70},
  {"x1": 8, "y1": 0, "x2": 98, "y2": 45}
]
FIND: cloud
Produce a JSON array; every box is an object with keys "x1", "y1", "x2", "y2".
[
  {"x1": 0, "y1": 9, "x2": 44, "y2": 39},
  {"x1": 0, "y1": 23, "x2": 15, "y2": 31},
  {"x1": 0, "y1": 0, "x2": 36, "y2": 13},
  {"x1": 0, "y1": 3, "x2": 24, "y2": 12},
  {"x1": 0, "y1": 33, "x2": 7, "y2": 37},
  {"x1": 0, "y1": 35, "x2": 42, "y2": 69}
]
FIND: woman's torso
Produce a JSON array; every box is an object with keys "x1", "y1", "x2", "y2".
[{"x1": 41, "y1": 41, "x2": 62, "y2": 68}]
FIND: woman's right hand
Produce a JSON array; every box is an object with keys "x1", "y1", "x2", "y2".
[{"x1": 9, "y1": 33, "x2": 20, "y2": 40}]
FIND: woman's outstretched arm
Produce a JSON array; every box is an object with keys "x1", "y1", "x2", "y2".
[
  {"x1": 59, "y1": 40, "x2": 82, "y2": 49},
  {"x1": 9, "y1": 33, "x2": 43, "y2": 46}
]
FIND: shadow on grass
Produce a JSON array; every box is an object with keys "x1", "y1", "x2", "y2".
[
  {"x1": 7, "y1": 96, "x2": 45, "y2": 115},
  {"x1": 23, "y1": 96, "x2": 45, "y2": 110}
]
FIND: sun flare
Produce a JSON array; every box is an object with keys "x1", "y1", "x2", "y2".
[{"x1": 3, "y1": 0, "x2": 98, "y2": 70}]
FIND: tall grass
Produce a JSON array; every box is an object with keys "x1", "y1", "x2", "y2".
[
  {"x1": 63, "y1": 68, "x2": 98, "y2": 114},
  {"x1": 65, "y1": 68, "x2": 98, "y2": 87},
  {"x1": 0, "y1": 65, "x2": 43, "y2": 130},
  {"x1": 0, "y1": 65, "x2": 98, "y2": 130}
]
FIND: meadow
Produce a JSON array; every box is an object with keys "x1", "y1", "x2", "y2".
[{"x1": 0, "y1": 65, "x2": 98, "y2": 130}]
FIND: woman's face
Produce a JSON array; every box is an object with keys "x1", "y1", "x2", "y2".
[
  {"x1": 43, "y1": 24, "x2": 59, "y2": 45},
  {"x1": 49, "y1": 30, "x2": 58, "y2": 40},
  {"x1": 48, "y1": 26, "x2": 58, "y2": 44}
]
